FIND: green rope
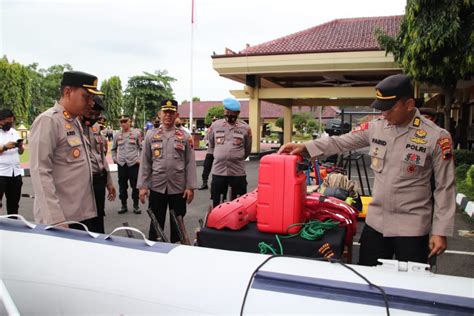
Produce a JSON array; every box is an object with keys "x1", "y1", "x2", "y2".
[{"x1": 258, "y1": 220, "x2": 339, "y2": 255}]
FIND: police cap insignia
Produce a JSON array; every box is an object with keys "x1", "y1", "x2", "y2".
[
  {"x1": 161, "y1": 99, "x2": 178, "y2": 112},
  {"x1": 371, "y1": 74, "x2": 414, "y2": 111}
]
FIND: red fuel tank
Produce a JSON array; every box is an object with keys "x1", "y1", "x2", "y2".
[{"x1": 257, "y1": 154, "x2": 307, "y2": 234}]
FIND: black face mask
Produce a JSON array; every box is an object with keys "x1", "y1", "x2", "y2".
[
  {"x1": 153, "y1": 122, "x2": 160, "y2": 128},
  {"x1": 83, "y1": 117, "x2": 97, "y2": 126},
  {"x1": 225, "y1": 115, "x2": 238, "y2": 124},
  {"x1": 1, "y1": 122, "x2": 12, "y2": 131}
]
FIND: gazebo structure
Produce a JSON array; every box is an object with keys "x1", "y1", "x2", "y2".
[{"x1": 212, "y1": 15, "x2": 403, "y2": 153}]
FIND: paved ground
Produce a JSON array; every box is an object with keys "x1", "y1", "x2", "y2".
[{"x1": 11, "y1": 149, "x2": 474, "y2": 278}]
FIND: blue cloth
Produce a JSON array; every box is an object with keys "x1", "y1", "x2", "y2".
[{"x1": 223, "y1": 98, "x2": 241, "y2": 111}]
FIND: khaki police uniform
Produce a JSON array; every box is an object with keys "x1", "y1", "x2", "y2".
[
  {"x1": 137, "y1": 126, "x2": 197, "y2": 242},
  {"x1": 111, "y1": 128, "x2": 142, "y2": 208},
  {"x1": 81, "y1": 121, "x2": 113, "y2": 233},
  {"x1": 305, "y1": 109, "x2": 456, "y2": 238},
  {"x1": 208, "y1": 119, "x2": 252, "y2": 206},
  {"x1": 30, "y1": 102, "x2": 97, "y2": 225}
]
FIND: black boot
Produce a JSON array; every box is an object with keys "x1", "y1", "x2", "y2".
[
  {"x1": 118, "y1": 201, "x2": 128, "y2": 214},
  {"x1": 133, "y1": 201, "x2": 141, "y2": 214},
  {"x1": 198, "y1": 181, "x2": 208, "y2": 190}
]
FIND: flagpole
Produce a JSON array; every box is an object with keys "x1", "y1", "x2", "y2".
[{"x1": 189, "y1": 0, "x2": 195, "y2": 132}]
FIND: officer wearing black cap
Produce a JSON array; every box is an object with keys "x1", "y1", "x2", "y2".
[
  {"x1": 279, "y1": 73, "x2": 456, "y2": 266},
  {"x1": 78, "y1": 96, "x2": 117, "y2": 233},
  {"x1": 30, "y1": 71, "x2": 103, "y2": 227},
  {"x1": 137, "y1": 99, "x2": 197, "y2": 242},
  {"x1": 111, "y1": 114, "x2": 142, "y2": 214}
]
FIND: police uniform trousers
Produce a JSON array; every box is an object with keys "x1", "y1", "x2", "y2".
[
  {"x1": 148, "y1": 189, "x2": 186, "y2": 243},
  {"x1": 201, "y1": 153, "x2": 214, "y2": 182},
  {"x1": 0, "y1": 173, "x2": 22, "y2": 215},
  {"x1": 118, "y1": 163, "x2": 139, "y2": 205},
  {"x1": 69, "y1": 171, "x2": 106, "y2": 234},
  {"x1": 211, "y1": 174, "x2": 247, "y2": 207},
  {"x1": 358, "y1": 224, "x2": 429, "y2": 266}
]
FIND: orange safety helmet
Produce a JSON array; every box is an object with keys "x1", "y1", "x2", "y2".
[{"x1": 207, "y1": 201, "x2": 250, "y2": 230}]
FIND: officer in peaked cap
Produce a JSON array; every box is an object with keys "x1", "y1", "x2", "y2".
[
  {"x1": 77, "y1": 96, "x2": 117, "y2": 233},
  {"x1": 112, "y1": 113, "x2": 143, "y2": 214},
  {"x1": 208, "y1": 97, "x2": 252, "y2": 207},
  {"x1": 61, "y1": 71, "x2": 104, "y2": 96},
  {"x1": 137, "y1": 99, "x2": 197, "y2": 242},
  {"x1": 279, "y1": 73, "x2": 456, "y2": 266},
  {"x1": 30, "y1": 71, "x2": 103, "y2": 227}
]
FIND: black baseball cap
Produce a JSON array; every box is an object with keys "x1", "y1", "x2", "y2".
[
  {"x1": 61, "y1": 71, "x2": 104, "y2": 95},
  {"x1": 92, "y1": 96, "x2": 105, "y2": 111},
  {"x1": 161, "y1": 99, "x2": 178, "y2": 112},
  {"x1": 371, "y1": 74, "x2": 414, "y2": 111}
]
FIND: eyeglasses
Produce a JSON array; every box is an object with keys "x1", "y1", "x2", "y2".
[{"x1": 119, "y1": 120, "x2": 129, "y2": 124}]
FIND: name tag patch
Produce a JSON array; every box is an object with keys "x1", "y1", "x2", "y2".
[
  {"x1": 372, "y1": 138, "x2": 387, "y2": 146},
  {"x1": 405, "y1": 144, "x2": 426, "y2": 153}
]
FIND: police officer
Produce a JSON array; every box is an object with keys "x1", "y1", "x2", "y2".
[
  {"x1": 30, "y1": 71, "x2": 102, "y2": 226},
  {"x1": 208, "y1": 98, "x2": 252, "y2": 207},
  {"x1": 137, "y1": 99, "x2": 197, "y2": 242},
  {"x1": 279, "y1": 74, "x2": 456, "y2": 265},
  {"x1": 198, "y1": 116, "x2": 217, "y2": 190},
  {"x1": 79, "y1": 96, "x2": 117, "y2": 233},
  {"x1": 111, "y1": 115, "x2": 142, "y2": 214}
]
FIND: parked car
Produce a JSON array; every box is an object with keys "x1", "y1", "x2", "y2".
[{"x1": 324, "y1": 119, "x2": 351, "y2": 135}]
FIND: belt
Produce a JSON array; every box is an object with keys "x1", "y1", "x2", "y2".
[{"x1": 93, "y1": 169, "x2": 107, "y2": 177}]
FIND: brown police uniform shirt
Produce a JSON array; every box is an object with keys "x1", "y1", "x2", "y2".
[
  {"x1": 137, "y1": 127, "x2": 197, "y2": 194},
  {"x1": 111, "y1": 129, "x2": 142, "y2": 166},
  {"x1": 305, "y1": 109, "x2": 456, "y2": 237},
  {"x1": 208, "y1": 119, "x2": 252, "y2": 176},
  {"x1": 29, "y1": 102, "x2": 97, "y2": 225},
  {"x1": 82, "y1": 122, "x2": 112, "y2": 186}
]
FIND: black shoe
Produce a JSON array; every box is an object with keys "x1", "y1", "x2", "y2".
[
  {"x1": 198, "y1": 182, "x2": 208, "y2": 190},
  {"x1": 118, "y1": 205, "x2": 128, "y2": 214},
  {"x1": 133, "y1": 205, "x2": 141, "y2": 214}
]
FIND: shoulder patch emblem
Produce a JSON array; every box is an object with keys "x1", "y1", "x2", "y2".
[
  {"x1": 437, "y1": 137, "x2": 452, "y2": 160},
  {"x1": 352, "y1": 122, "x2": 369, "y2": 133},
  {"x1": 65, "y1": 123, "x2": 72, "y2": 130}
]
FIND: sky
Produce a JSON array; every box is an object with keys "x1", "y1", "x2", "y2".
[{"x1": 1, "y1": 0, "x2": 406, "y2": 103}]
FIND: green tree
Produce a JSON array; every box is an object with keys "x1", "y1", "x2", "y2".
[
  {"x1": 377, "y1": 0, "x2": 473, "y2": 131},
  {"x1": 26, "y1": 63, "x2": 73, "y2": 121},
  {"x1": 123, "y1": 70, "x2": 175, "y2": 129},
  {"x1": 101, "y1": 76, "x2": 123, "y2": 129},
  {"x1": 205, "y1": 105, "x2": 224, "y2": 125},
  {"x1": 0, "y1": 56, "x2": 31, "y2": 123}
]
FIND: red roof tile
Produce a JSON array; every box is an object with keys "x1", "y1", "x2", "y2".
[
  {"x1": 233, "y1": 15, "x2": 402, "y2": 56},
  {"x1": 178, "y1": 101, "x2": 338, "y2": 119}
]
